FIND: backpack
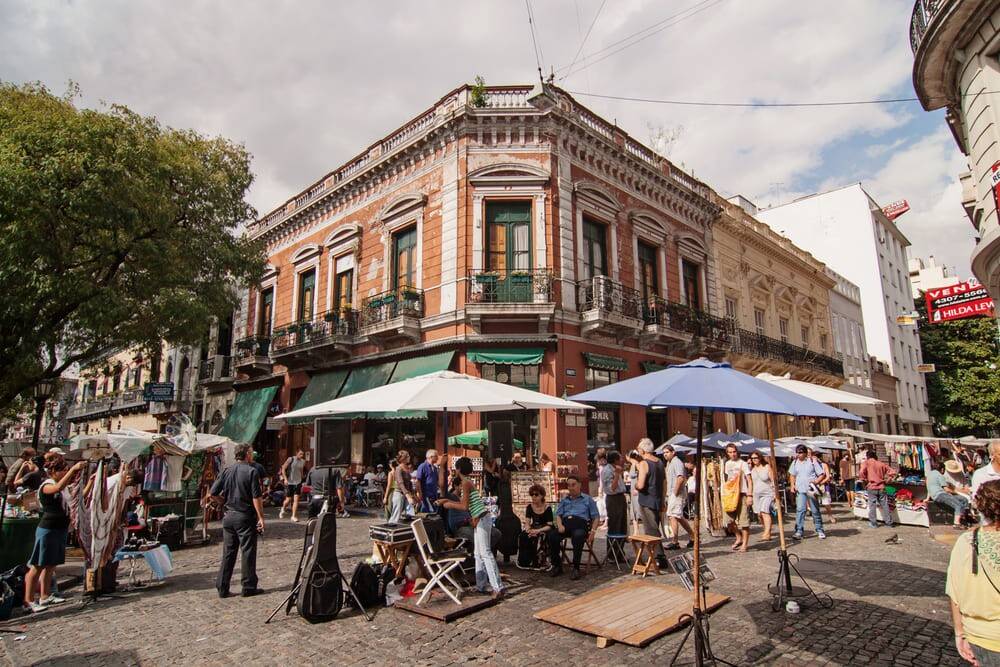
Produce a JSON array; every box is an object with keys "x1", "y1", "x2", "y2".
[{"x1": 348, "y1": 562, "x2": 381, "y2": 610}]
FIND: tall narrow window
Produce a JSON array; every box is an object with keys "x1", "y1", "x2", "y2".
[
  {"x1": 333, "y1": 255, "x2": 354, "y2": 311},
  {"x1": 779, "y1": 317, "x2": 789, "y2": 343},
  {"x1": 681, "y1": 260, "x2": 701, "y2": 310},
  {"x1": 754, "y1": 308, "x2": 766, "y2": 336},
  {"x1": 258, "y1": 287, "x2": 274, "y2": 336},
  {"x1": 820, "y1": 333, "x2": 828, "y2": 351},
  {"x1": 801, "y1": 326, "x2": 810, "y2": 347},
  {"x1": 582, "y1": 219, "x2": 608, "y2": 279},
  {"x1": 486, "y1": 202, "x2": 531, "y2": 272},
  {"x1": 297, "y1": 269, "x2": 316, "y2": 322},
  {"x1": 393, "y1": 227, "x2": 417, "y2": 289},
  {"x1": 724, "y1": 297, "x2": 737, "y2": 320},
  {"x1": 637, "y1": 241, "x2": 658, "y2": 303}
]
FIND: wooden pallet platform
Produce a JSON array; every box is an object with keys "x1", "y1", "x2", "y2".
[
  {"x1": 534, "y1": 579, "x2": 730, "y2": 647},
  {"x1": 394, "y1": 590, "x2": 497, "y2": 622}
]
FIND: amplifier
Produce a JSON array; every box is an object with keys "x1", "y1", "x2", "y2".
[{"x1": 369, "y1": 522, "x2": 415, "y2": 543}]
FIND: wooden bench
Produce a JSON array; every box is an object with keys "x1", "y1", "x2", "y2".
[{"x1": 628, "y1": 534, "x2": 662, "y2": 577}]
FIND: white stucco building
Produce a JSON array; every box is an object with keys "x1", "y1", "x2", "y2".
[
  {"x1": 757, "y1": 184, "x2": 932, "y2": 435},
  {"x1": 908, "y1": 255, "x2": 960, "y2": 298}
]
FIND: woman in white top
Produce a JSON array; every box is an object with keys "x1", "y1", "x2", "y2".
[{"x1": 749, "y1": 452, "x2": 775, "y2": 542}]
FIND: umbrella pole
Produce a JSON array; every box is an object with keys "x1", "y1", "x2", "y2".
[{"x1": 766, "y1": 415, "x2": 788, "y2": 553}]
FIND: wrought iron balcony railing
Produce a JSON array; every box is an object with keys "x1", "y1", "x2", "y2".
[
  {"x1": 199, "y1": 355, "x2": 233, "y2": 383},
  {"x1": 577, "y1": 275, "x2": 643, "y2": 320},
  {"x1": 361, "y1": 287, "x2": 424, "y2": 327},
  {"x1": 234, "y1": 335, "x2": 271, "y2": 362},
  {"x1": 730, "y1": 329, "x2": 844, "y2": 377},
  {"x1": 271, "y1": 310, "x2": 359, "y2": 354},
  {"x1": 467, "y1": 269, "x2": 554, "y2": 304},
  {"x1": 645, "y1": 298, "x2": 732, "y2": 347},
  {"x1": 910, "y1": 0, "x2": 946, "y2": 52}
]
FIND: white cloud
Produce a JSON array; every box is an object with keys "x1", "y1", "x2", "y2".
[{"x1": 0, "y1": 0, "x2": 972, "y2": 274}]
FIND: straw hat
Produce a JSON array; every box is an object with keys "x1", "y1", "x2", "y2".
[{"x1": 944, "y1": 460, "x2": 963, "y2": 474}]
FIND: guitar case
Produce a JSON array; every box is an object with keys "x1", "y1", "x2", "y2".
[
  {"x1": 496, "y1": 477, "x2": 520, "y2": 558},
  {"x1": 295, "y1": 472, "x2": 344, "y2": 623}
]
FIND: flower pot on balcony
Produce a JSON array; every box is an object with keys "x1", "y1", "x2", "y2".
[{"x1": 324, "y1": 311, "x2": 338, "y2": 323}]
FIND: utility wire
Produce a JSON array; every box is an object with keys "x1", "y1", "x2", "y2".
[
  {"x1": 565, "y1": 89, "x2": 929, "y2": 108},
  {"x1": 563, "y1": 0, "x2": 608, "y2": 83},
  {"x1": 524, "y1": 0, "x2": 545, "y2": 83},
  {"x1": 555, "y1": 0, "x2": 723, "y2": 77}
]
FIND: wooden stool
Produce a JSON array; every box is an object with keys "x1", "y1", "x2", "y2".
[
  {"x1": 372, "y1": 538, "x2": 416, "y2": 578},
  {"x1": 628, "y1": 535, "x2": 662, "y2": 577}
]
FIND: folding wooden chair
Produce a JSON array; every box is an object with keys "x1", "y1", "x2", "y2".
[
  {"x1": 411, "y1": 518, "x2": 468, "y2": 606},
  {"x1": 561, "y1": 531, "x2": 601, "y2": 573}
]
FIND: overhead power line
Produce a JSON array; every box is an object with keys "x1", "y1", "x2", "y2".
[
  {"x1": 556, "y1": 0, "x2": 726, "y2": 78},
  {"x1": 524, "y1": 0, "x2": 545, "y2": 83},
  {"x1": 563, "y1": 0, "x2": 608, "y2": 82},
  {"x1": 565, "y1": 90, "x2": 928, "y2": 108}
]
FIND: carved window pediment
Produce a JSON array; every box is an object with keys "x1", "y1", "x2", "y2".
[
  {"x1": 324, "y1": 223, "x2": 362, "y2": 249},
  {"x1": 469, "y1": 163, "x2": 549, "y2": 187},
  {"x1": 290, "y1": 244, "x2": 322, "y2": 264}
]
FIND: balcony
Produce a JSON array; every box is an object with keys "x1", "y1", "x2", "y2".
[
  {"x1": 911, "y1": 0, "x2": 991, "y2": 113},
  {"x1": 642, "y1": 298, "x2": 732, "y2": 356},
  {"x1": 465, "y1": 269, "x2": 555, "y2": 333},
  {"x1": 198, "y1": 355, "x2": 235, "y2": 391},
  {"x1": 577, "y1": 276, "x2": 644, "y2": 340},
  {"x1": 234, "y1": 335, "x2": 273, "y2": 378},
  {"x1": 270, "y1": 310, "x2": 359, "y2": 369},
  {"x1": 360, "y1": 287, "x2": 424, "y2": 347},
  {"x1": 729, "y1": 329, "x2": 844, "y2": 378},
  {"x1": 67, "y1": 388, "x2": 147, "y2": 421}
]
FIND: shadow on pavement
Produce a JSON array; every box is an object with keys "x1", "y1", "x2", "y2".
[
  {"x1": 26, "y1": 650, "x2": 140, "y2": 667},
  {"x1": 792, "y1": 558, "x2": 945, "y2": 598}
]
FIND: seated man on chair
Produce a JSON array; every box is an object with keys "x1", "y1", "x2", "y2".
[{"x1": 548, "y1": 475, "x2": 599, "y2": 580}]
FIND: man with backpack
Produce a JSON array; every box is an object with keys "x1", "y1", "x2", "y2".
[{"x1": 788, "y1": 444, "x2": 827, "y2": 540}]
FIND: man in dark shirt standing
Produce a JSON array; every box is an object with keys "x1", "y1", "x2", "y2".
[{"x1": 210, "y1": 444, "x2": 265, "y2": 598}]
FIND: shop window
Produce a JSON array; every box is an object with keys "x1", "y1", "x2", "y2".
[
  {"x1": 585, "y1": 367, "x2": 620, "y2": 390},
  {"x1": 637, "y1": 241, "x2": 658, "y2": 302},
  {"x1": 393, "y1": 226, "x2": 418, "y2": 289},
  {"x1": 582, "y1": 218, "x2": 608, "y2": 280},
  {"x1": 297, "y1": 268, "x2": 316, "y2": 322},
  {"x1": 480, "y1": 363, "x2": 540, "y2": 389},
  {"x1": 681, "y1": 260, "x2": 701, "y2": 310}
]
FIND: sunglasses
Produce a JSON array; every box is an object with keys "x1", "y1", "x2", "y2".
[{"x1": 529, "y1": 492, "x2": 542, "y2": 497}]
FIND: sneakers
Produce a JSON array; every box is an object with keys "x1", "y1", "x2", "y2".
[
  {"x1": 338, "y1": 510, "x2": 350, "y2": 519},
  {"x1": 41, "y1": 594, "x2": 66, "y2": 606},
  {"x1": 26, "y1": 601, "x2": 47, "y2": 613},
  {"x1": 817, "y1": 531, "x2": 827, "y2": 540},
  {"x1": 279, "y1": 509, "x2": 286, "y2": 519},
  {"x1": 791, "y1": 532, "x2": 803, "y2": 540},
  {"x1": 664, "y1": 542, "x2": 681, "y2": 551},
  {"x1": 290, "y1": 516, "x2": 299, "y2": 523}
]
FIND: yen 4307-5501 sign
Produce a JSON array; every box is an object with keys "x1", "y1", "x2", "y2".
[{"x1": 925, "y1": 280, "x2": 995, "y2": 323}]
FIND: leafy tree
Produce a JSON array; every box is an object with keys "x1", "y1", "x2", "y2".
[
  {"x1": 915, "y1": 296, "x2": 1000, "y2": 436},
  {"x1": 0, "y1": 82, "x2": 264, "y2": 410}
]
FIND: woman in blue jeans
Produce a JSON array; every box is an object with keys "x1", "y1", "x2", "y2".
[{"x1": 437, "y1": 456, "x2": 504, "y2": 600}]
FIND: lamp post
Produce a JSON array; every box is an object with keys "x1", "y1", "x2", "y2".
[{"x1": 31, "y1": 379, "x2": 56, "y2": 451}]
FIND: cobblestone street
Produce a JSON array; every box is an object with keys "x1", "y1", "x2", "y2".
[{"x1": 0, "y1": 505, "x2": 963, "y2": 667}]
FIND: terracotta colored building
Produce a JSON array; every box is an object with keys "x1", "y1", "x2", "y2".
[{"x1": 226, "y1": 83, "x2": 844, "y2": 481}]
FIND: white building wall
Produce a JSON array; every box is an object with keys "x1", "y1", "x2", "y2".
[{"x1": 757, "y1": 184, "x2": 930, "y2": 431}]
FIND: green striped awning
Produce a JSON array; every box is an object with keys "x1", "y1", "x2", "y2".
[
  {"x1": 467, "y1": 348, "x2": 544, "y2": 366},
  {"x1": 218, "y1": 385, "x2": 279, "y2": 444},
  {"x1": 641, "y1": 361, "x2": 667, "y2": 373},
  {"x1": 583, "y1": 352, "x2": 628, "y2": 371},
  {"x1": 287, "y1": 369, "x2": 348, "y2": 426}
]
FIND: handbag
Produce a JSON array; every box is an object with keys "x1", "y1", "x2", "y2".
[{"x1": 721, "y1": 475, "x2": 741, "y2": 513}]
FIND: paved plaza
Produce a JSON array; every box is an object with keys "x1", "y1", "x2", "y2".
[{"x1": 0, "y1": 507, "x2": 964, "y2": 667}]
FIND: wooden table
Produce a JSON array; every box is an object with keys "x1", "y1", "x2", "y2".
[
  {"x1": 627, "y1": 534, "x2": 662, "y2": 577},
  {"x1": 372, "y1": 538, "x2": 416, "y2": 578}
]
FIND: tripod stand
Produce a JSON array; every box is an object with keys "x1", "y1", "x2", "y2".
[{"x1": 265, "y1": 500, "x2": 372, "y2": 624}]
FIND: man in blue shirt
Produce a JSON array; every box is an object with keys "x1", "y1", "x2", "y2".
[
  {"x1": 547, "y1": 475, "x2": 600, "y2": 580},
  {"x1": 927, "y1": 460, "x2": 969, "y2": 527},
  {"x1": 414, "y1": 449, "x2": 442, "y2": 514},
  {"x1": 788, "y1": 445, "x2": 827, "y2": 540}
]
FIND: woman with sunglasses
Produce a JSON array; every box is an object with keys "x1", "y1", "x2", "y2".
[
  {"x1": 516, "y1": 484, "x2": 553, "y2": 569},
  {"x1": 749, "y1": 452, "x2": 775, "y2": 542}
]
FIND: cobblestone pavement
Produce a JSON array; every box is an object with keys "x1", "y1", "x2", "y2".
[{"x1": 0, "y1": 505, "x2": 963, "y2": 666}]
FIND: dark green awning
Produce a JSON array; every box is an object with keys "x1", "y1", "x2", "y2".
[
  {"x1": 468, "y1": 348, "x2": 544, "y2": 366},
  {"x1": 287, "y1": 369, "x2": 348, "y2": 426},
  {"x1": 583, "y1": 352, "x2": 628, "y2": 371},
  {"x1": 329, "y1": 361, "x2": 397, "y2": 420},
  {"x1": 641, "y1": 361, "x2": 667, "y2": 373},
  {"x1": 218, "y1": 385, "x2": 279, "y2": 444},
  {"x1": 389, "y1": 350, "x2": 455, "y2": 382}
]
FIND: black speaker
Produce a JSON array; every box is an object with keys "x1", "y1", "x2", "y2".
[{"x1": 488, "y1": 420, "x2": 514, "y2": 464}]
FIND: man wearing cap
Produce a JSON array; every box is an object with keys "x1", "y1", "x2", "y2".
[
  {"x1": 788, "y1": 444, "x2": 827, "y2": 540},
  {"x1": 928, "y1": 459, "x2": 970, "y2": 528}
]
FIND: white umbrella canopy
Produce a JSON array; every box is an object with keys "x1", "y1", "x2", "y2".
[
  {"x1": 756, "y1": 373, "x2": 884, "y2": 406},
  {"x1": 277, "y1": 370, "x2": 592, "y2": 420},
  {"x1": 68, "y1": 429, "x2": 238, "y2": 463}
]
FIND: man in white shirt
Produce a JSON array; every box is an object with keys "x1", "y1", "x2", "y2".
[
  {"x1": 661, "y1": 445, "x2": 694, "y2": 550},
  {"x1": 971, "y1": 442, "x2": 1000, "y2": 500}
]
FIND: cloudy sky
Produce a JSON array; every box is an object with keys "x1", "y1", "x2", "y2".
[{"x1": 1, "y1": 0, "x2": 975, "y2": 277}]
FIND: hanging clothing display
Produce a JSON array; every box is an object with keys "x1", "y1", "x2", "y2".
[
  {"x1": 144, "y1": 454, "x2": 166, "y2": 491},
  {"x1": 162, "y1": 455, "x2": 185, "y2": 493}
]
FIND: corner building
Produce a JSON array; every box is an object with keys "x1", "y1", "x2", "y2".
[{"x1": 231, "y1": 83, "x2": 843, "y2": 482}]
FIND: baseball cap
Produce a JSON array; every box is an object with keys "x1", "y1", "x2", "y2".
[{"x1": 47, "y1": 447, "x2": 67, "y2": 456}]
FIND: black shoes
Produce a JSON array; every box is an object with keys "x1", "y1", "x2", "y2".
[
  {"x1": 241, "y1": 588, "x2": 265, "y2": 597},
  {"x1": 570, "y1": 569, "x2": 581, "y2": 581},
  {"x1": 217, "y1": 589, "x2": 231, "y2": 599},
  {"x1": 549, "y1": 567, "x2": 563, "y2": 578},
  {"x1": 665, "y1": 542, "x2": 681, "y2": 550}
]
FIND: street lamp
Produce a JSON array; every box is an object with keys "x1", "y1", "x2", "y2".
[{"x1": 31, "y1": 379, "x2": 56, "y2": 451}]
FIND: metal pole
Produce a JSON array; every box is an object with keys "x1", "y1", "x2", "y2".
[
  {"x1": 766, "y1": 414, "x2": 791, "y2": 592},
  {"x1": 692, "y1": 406, "x2": 704, "y2": 610},
  {"x1": 31, "y1": 397, "x2": 45, "y2": 451}
]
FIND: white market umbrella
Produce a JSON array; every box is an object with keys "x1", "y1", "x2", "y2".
[
  {"x1": 278, "y1": 370, "x2": 590, "y2": 417},
  {"x1": 756, "y1": 373, "x2": 884, "y2": 406}
]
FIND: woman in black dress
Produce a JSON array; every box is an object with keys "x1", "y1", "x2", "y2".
[{"x1": 517, "y1": 484, "x2": 553, "y2": 569}]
